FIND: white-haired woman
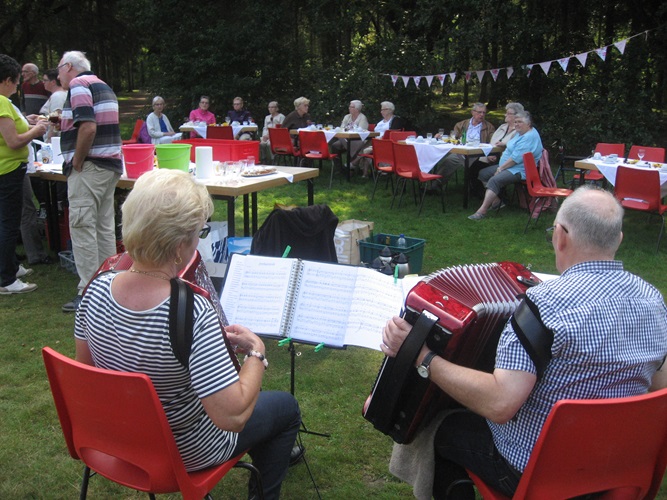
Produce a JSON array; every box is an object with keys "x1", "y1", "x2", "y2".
[
  {"x1": 282, "y1": 96, "x2": 311, "y2": 131},
  {"x1": 332, "y1": 100, "x2": 370, "y2": 169},
  {"x1": 74, "y1": 169, "x2": 300, "y2": 499},
  {"x1": 146, "y1": 96, "x2": 182, "y2": 144}
]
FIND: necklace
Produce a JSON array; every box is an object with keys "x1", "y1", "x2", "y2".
[{"x1": 129, "y1": 268, "x2": 172, "y2": 281}]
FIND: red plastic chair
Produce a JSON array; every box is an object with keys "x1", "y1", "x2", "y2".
[
  {"x1": 122, "y1": 119, "x2": 145, "y2": 145},
  {"x1": 467, "y1": 388, "x2": 667, "y2": 500},
  {"x1": 207, "y1": 125, "x2": 234, "y2": 140},
  {"x1": 388, "y1": 130, "x2": 416, "y2": 143},
  {"x1": 614, "y1": 166, "x2": 667, "y2": 252},
  {"x1": 524, "y1": 152, "x2": 572, "y2": 233},
  {"x1": 391, "y1": 142, "x2": 444, "y2": 215},
  {"x1": 369, "y1": 138, "x2": 396, "y2": 201},
  {"x1": 42, "y1": 347, "x2": 263, "y2": 500},
  {"x1": 298, "y1": 130, "x2": 340, "y2": 189},
  {"x1": 573, "y1": 143, "x2": 625, "y2": 185},
  {"x1": 268, "y1": 126, "x2": 300, "y2": 166},
  {"x1": 628, "y1": 145, "x2": 666, "y2": 163}
]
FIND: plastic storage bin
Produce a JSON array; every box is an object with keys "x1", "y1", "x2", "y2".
[
  {"x1": 359, "y1": 233, "x2": 426, "y2": 274},
  {"x1": 174, "y1": 139, "x2": 260, "y2": 163}
]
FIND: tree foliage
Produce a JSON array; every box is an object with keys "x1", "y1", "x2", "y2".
[{"x1": 3, "y1": 0, "x2": 665, "y2": 153}]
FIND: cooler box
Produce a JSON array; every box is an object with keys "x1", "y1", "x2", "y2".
[
  {"x1": 359, "y1": 233, "x2": 426, "y2": 274},
  {"x1": 174, "y1": 139, "x2": 260, "y2": 163}
]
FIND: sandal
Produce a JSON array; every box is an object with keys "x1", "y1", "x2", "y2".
[{"x1": 468, "y1": 212, "x2": 486, "y2": 220}]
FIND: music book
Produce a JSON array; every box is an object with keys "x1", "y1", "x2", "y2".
[{"x1": 220, "y1": 254, "x2": 419, "y2": 349}]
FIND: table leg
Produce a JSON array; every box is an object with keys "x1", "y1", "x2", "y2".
[
  {"x1": 463, "y1": 156, "x2": 471, "y2": 209},
  {"x1": 307, "y1": 179, "x2": 314, "y2": 205},
  {"x1": 243, "y1": 194, "x2": 250, "y2": 236},
  {"x1": 226, "y1": 198, "x2": 235, "y2": 237},
  {"x1": 44, "y1": 179, "x2": 61, "y2": 252},
  {"x1": 251, "y1": 192, "x2": 258, "y2": 235}
]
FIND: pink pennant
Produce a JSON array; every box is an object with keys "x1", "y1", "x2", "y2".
[
  {"x1": 401, "y1": 76, "x2": 410, "y2": 87},
  {"x1": 595, "y1": 47, "x2": 607, "y2": 61},
  {"x1": 557, "y1": 57, "x2": 570, "y2": 72},
  {"x1": 613, "y1": 40, "x2": 627, "y2": 54},
  {"x1": 391, "y1": 75, "x2": 399, "y2": 86},
  {"x1": 475, "y1": 70, "x2": 486, "y2": 82},
  {"x1": 525, "y1": 64, "x2": 533, "y2": 77},
  {"x1": 538, "y1": 61, "x2": 552, "y2": 75},
  {"x1": 506, "y1": 67, "x2": 514, "y2": 79},
  {"x1": 465, "y1": 71, "x2": 472, "y2": 82},
  {"x1": 574, "y1": 52, "x2": 588, "y2": 67},
  {"x1": 449, "y1": 72, "x2": 457, "y2": 84},
  {"x1": 425, "y1": 75, "x2": 434, "y2": 87},
  {"x1": 490, "y1": 69, "x2": 500, "y2": 81},
  {"x1": 437, "y1": 74, "x2": 446, "y2": 85}
]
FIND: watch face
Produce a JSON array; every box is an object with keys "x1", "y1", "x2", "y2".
[{"x1": 417, "y1": 365, "x2": 429, "y2": 378}]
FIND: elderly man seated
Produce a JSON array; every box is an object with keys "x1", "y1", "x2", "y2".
[{"x1": 226, "y1": 97, "x2": 254, "y2": 140}]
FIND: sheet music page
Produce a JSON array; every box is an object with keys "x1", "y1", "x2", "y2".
[
  {"x1": 287, "y1": 262, "x2": 409, "y2": 348},
  {"x1": 220, "y1": 254, "x2": 295, "y2": 336}
]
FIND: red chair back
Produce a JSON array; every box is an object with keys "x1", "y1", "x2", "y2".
[
  {"x1": 628, "y1": 145, "x2": 666, "y2": 163},
  {"x1": 268, "y1": 127, "x2": 297, "y2": 155},
  {"x1": 392, "y1": 142, "x2": 420, "y2": 178},
  {"x1": 122, "y1": 119, "x2": 145, "y2": 145},
  {"x1": 615, "y1": 166, "x2": 662, "y2": 211},
  {"x1": 207, "y1": 125, "x2": 234, "y2": 140},
  {"x1": 368, "y1": 123, "x2": 376, "y2": 132},
  {"x1": 42, "y1": 347, "x2": 252, "y2": 498},
  {"x1": 372, "y1": 138, "x2": 395, "y2": 170},
  {"x1": 523, "y1": 152, "x2": 545, "y2": 196},
  {"x1": 594, "y1": 142, "x2": 625, "y2": 157},
  {"x1": 298, "y1": 131, "x2": 333, "y2": 158},
  {"x1": 389, "y1": 131, "x2": 416, "y2": 143}
]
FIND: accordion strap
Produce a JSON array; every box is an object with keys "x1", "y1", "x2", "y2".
[
  {"x1": 511, "y1": 296, "x2": 553, "y2": 379},
  {"x1": 169, "y1": 278, "x2": 195, "y2": 369}
]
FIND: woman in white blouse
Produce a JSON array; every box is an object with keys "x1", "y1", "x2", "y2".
[{"x1": 146, "y1": 96, "x2": 182, "y2": 144}]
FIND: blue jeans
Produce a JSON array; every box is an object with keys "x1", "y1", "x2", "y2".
[
  {"x1": 232, "y1": 390, "x2": 301, "y2": 500},
  {"x1": 433, "y1": 410, "x2": 522, "y2": 499},
  {"x1": 0, "y1": 163, "x2": 27, "y2": 286}
]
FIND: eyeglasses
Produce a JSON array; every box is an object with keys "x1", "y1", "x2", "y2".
[
  {"x1": 56, "y1": 62, "x2": 70, "y2": 72},
  {"x1": 199, "y1": 224, "x2": 211, "y2": 239},
  {"x1": 381, "y1": 108, "x2": 391, "y2": 111},
  {"x1": 473, "y1": 110, "x2": 487, "y2": 114},
  {"x1": 545, "y1": 223, "x2": 568, "y2": 243}
]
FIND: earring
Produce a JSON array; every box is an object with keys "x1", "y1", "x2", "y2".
[{"x1": 174, "y1": 255, "x2": 182, "y2": 265}]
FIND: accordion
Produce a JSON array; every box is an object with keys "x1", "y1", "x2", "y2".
[{"x1": 363, "y1": 261, "x2": 540, "y2": 444}]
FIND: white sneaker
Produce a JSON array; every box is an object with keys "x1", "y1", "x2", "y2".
[
  {"x1": 0, "y1": 279, "x2": 38, "y2": 295},
  {"x1": 16, "y1": 264, "x2": 34, "y2": 279}
]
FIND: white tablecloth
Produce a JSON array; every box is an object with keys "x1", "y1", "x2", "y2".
[
  {"x1": 406, "y1": 141, "x2": 495, "y2": 173},
  {"x1": 580, "y1": 159, "x2": 667, "y2": 186}
]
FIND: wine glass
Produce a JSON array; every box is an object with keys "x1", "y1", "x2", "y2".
[{"x1": 637, "y1": 148, "x2": 646, "y2": 164}]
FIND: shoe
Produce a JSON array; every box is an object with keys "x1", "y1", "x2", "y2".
[
  {"x1": 289, "y1": 443, "x2": 306, "y2": 466},
  {"x1": 16, "y1": 264, "x2": 34, "y2": 278},
  {"x1": 29, "y1": 256, "x2": 53, "y2": 265},
  {"x1": 0, "y1": 279, "x2": 38, "y2": 295},
  {"x1": 62, "y1": 295, "x2": 83, "y2": 313},
  {"x1": 468, "y1": 212, "x2": 486, "y2": 220}
]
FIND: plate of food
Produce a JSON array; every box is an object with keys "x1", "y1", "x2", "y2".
[
  {"x1": 241, "y1": 166, "x2": 277, "y2": 177},
  {"x1": 626, "y1": 159, "x2": 639, "y2": 164},
  {"x1": 652, "y1": 163, "x2": 663, "y2": 168}
]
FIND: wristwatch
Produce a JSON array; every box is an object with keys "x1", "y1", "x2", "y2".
[{"x1": 417, "y1": 351, "x2": 438, "y2": 379}]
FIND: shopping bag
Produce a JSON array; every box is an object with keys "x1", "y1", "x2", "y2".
[
  {"x1": 334, "y1": 219, "x2": 374, "y2": 265},
  {"x1": 197, "y1": 221, "x2": 228, "y2": 263}
]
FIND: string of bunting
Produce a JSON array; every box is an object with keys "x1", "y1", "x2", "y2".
[{"x1": 384, "y1": 29, "x2": 652, "y2": 88}]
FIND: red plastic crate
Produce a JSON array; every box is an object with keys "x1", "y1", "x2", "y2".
[{"x1": 174, "y1": 139, "x2": 260, "y2": 163}]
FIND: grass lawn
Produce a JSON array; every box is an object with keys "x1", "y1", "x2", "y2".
[{"x1": 3, "y1": 150, "x2": 666, "y2": 497}]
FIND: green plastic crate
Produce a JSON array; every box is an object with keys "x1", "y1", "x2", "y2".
[{"x1": 359, "y1": 233, "x2": 426, "y2": 274}]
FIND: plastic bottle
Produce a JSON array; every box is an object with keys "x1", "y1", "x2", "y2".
[
  {"x1": 41, "y1": 144, "x2": 52, "y2": 164},
  {"x1": 461, "y1": 130, "x2": 467, "y2": 145},
  {"x1": 397, "y1": 234, "x2": 407, "y2": 249}
]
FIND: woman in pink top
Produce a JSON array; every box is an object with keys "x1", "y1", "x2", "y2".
[{"x1": 188, "y1": 96, "x2": 216, "y2": 138}]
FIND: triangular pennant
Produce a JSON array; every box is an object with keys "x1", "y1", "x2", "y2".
[
  {"x1": 525, "y1": 64, "x2": 533, "y2": 77},
  {"x1": 595, "y1": 46, "x2": 607, "y2": 61},
  {"x1": 391, "y1": 75, "x2": 399, "y2": 86},
  {"x1": 557, "y1": 57, "x2": 570, "y2": 72},
  {"x1": 506, "y1": 67, "x2": 514, "y2": 79},
  {"x1": 413, "y1": 76, "x2": 422, "y2": 87},
  {"x1": 490, "y1": 69, "x2": 500, "y2": 81},
  {"x1": 401, "y1": 76, "x2": 410, "y2": 87},
  {"x1": 575, "y1": 52, "x2": 588, "y2": 67},
  {"x1": 437, "y1": 74, "x2": 446, "y2": 85},
  {"x1": 425, "y1": 75, "x2": 434, "y2": 87},
  {"x1": 614, "y1": 39, "x2": 627, "y2": 54},
  {"x1": 538, "y1": 60, "x2": 552, "y2": 75},
  {"x1": 465, "y1": 71, "x2": 472, "y2": 82},
  {"x1": 449, "y1": 72, "x2": 457, "y2": 84},
  {"x1": 475, "y1": 70, "x2": 486, "y2": 82}
]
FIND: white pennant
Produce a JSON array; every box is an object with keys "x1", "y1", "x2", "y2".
[
  {"x1": 539, "y1": 61, "x2": 552, "y2": 75},
  {"x1": 401, "y1": 76, "x2": 410, "y2": 87},
  {"x1": 575, "y1": 52, "x2": 588, "y2": 67},
  {"x1": 557, "y1": 57, "x2": 570, "y2": 72},
  {"x1": 391, "y1": 75, "x2": 399, "y2": 86},
  {"x1": 413, "y1": 76, "x2": 422, "y2": 87},
  {"x1": 506, "y1": 67, "x2": 514, "y2": 79},
  {"x1": 449, "y1": 72, "x2": 457, "y2": 83},
  {"x1": 475, "y1": 70, "x2": 486, "y2": 82},
  {"x1": 425, "y1": 75, "x2": 434, "y2": 87},
  {"x1": 595, "y1": 47, "x2": 607, "y2": 61},
  {"x1": 437, "y1": 74, "x2": 446, "y2": 85},
  {"x1": 490, "y1": 69, "x2": 500, "y2": 81},
  {"x1": 614, "y1": 39, "x2": 627, "y2": 54}
]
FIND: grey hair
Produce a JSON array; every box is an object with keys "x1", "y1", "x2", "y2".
[
  {"x1": 23, "y1": 63, "x2": 39, "y2": 73},
  {"x1": 294, "y1": 96, "x2": 310, "y2": 109},
  {"x1": 61, "y1": 51, "x2": 91, "y2": 72},
  {"x1": 514, "y1": 111, "x2": 532, "y2": 126},
  {"x1": 152, "y1": 96, "x2": 164, "y2": 105},
  {"x1": 268, "y1": 101, "x2": 279, "y2": 108},
  {"x1": 471, "y1": 102, "x2": 487, "y2": 111},
  {"x1": 350, "y1": 100, "x2": 363, "y2": 110},
  {"x1": 556, "y1": 185, "x2": 624, "y2": 254},
  {"x1": 505, "y1": 102, "x2": 524, "y2": 114},
  {"x1": 380, "y1": 101, "x2": 395, "y2": 112}
]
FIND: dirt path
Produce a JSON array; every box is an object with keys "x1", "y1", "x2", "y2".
[{"x1": 118, "y1": 90, "x2": 151, "y2": 122}]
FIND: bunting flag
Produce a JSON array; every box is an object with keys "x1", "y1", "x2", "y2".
[
  {"x1": 382, "y1": 29, "x2": 649, "y2": 87},
  {"x1": 575, "y1": 52, "x2": 588, "y2": 67},
  {"x1": 614, "y1": 40, "x2": 627, "y2": 54},
  {"x1": 595, "y1": 46, "x2": 608, "y2": 61},
  {"x1": 539, "y1": 61, "x2": 552, "y2": 75}
]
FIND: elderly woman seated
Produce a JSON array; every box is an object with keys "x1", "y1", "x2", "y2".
[
  {"x1": 260, "y1": 101, "x2": 286, "y2": 163},
  {"x1": 468, "y1": 111, "x2": 543, "y2": 220},
  {"x1": 188, "y1": 95, "x2": 216, "y2": 138},
  {"x1": 331, "y1": 99, "x2": 369, "y2": 170},
  {"x1": 146, "y1": 96, "x2": 182, "y2": 144},
  {"x1": 74, "y1": 169, "x2": 301, "y2": 500},
  {"x1": 356, "y1": 101, "x2": 406, "y2": 177}
]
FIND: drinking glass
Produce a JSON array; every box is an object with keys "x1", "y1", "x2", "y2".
[
  {"x1": 637, "y1": 148, "x2": 646, "y2": 164},
  {"x1": 247, "y1": 156, "x2": 255, "y2": 168},
  {"x1": 426, "y1": 133, "x2": 433, "y2": 140}
]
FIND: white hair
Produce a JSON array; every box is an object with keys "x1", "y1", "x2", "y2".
[
  {"x1": 61, "y1": 51, "x2": 91, "y2": 72},
  {"x1": 350, "y1": 100, "x2": 363, "y2": 110}
]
